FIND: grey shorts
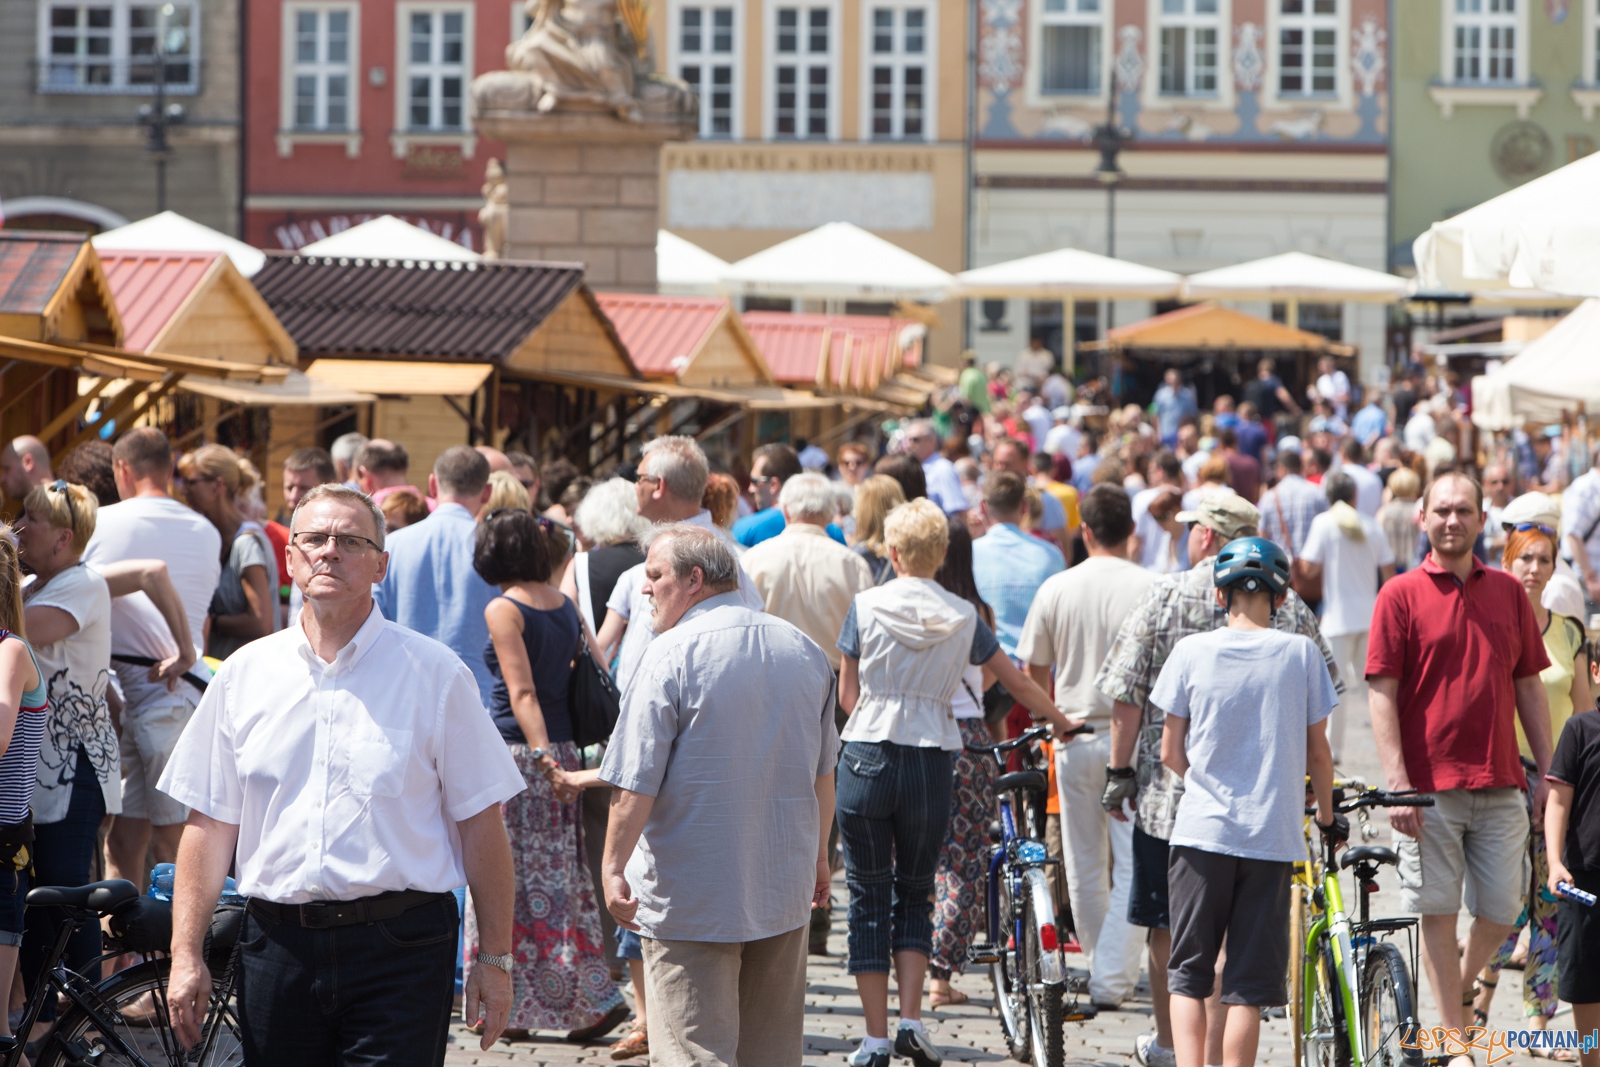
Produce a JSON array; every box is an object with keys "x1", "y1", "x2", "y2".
[
  {"x1": 119, "y1": 696, "x2": 197, "y2": 825},
  {"x1": 1167, "y1": 845, "x2": 1293, "y2": 1006},
  {"x1": 1395, "y1": 787, "x2": 1529, "y2": 925}
]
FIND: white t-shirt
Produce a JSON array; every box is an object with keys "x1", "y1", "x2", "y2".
[
  {"x1": 1299, "y1": 509, "x2": 1395, "y2": 637},
  {"x1": 22, "y1": 565, "x2": 122, "y2": 823},
  {"x1": 1016, "y1": 556, "x2": 1156, "y2": 727},
  {"x1": 1043, "y1": 424, "x2": 1082, "y2": 458},
  {"x1": 1152, "y1": 627, "x2": 1335, "y2": 862},
  {"x1": 1021, "y1": 404, "x2": 1053, "y2": 444},
  {"x1": 1316, "y1": 370, "x2": 1352, "y2": 417},
  {"x1": 82, "y1": 496, "x2": 221, "y2": 710},
  {"x1": 1342, "y1": 462, "x2": 1383, "y2": 517},
  {"x1": 952, "y1": 663, "x2": 984, "y2": 720},
  {"x1": 1132, "y1": 487, "x2": 1185, "y2": 573}
]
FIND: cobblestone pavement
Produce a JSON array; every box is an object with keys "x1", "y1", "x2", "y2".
[{"x1": 445, "y1": 689, "x2": 1555, "y2": 1065}]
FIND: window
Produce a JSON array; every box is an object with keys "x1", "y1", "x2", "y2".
[
  {"x1": 1158, "y1": 0, "x2": 1220, "y2": 96},
  {"x1": 1039, "y1": 0, "x2": 1102, "y2": 95},
  {"x1": 1278, "y1": 0, "x2": 1336, "y2": 96},
  {"x1": 772, "y1": 5, "x2": 833, "y2": 138},
  {"x1": 678, "y1": 5, "x2": 736, "y2": 137},
  {"x1": 290, "y1": 7, "x2": 352, "y2": 129},
  {"x1": 867, "y1": 3, "x2": 930, "y2": 139},
  {"x1": 1451, "y1": 0, "x2": 1518, "y2": 83},
  {"x1": 39, "y1": 0, "x2": 199, "y2": 92},
  {"x1": 1272, "y1": 301, "x2": 1343, "y2": 341},
  {"x1": 406, "y1": 9, "x2": 466, "y2": 130}
]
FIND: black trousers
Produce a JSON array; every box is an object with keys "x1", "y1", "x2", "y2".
[{"x1": 237, "y1": 893, "x2": 458, "y2": 1067}]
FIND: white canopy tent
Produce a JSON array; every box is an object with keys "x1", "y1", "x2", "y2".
[
  {"x1": 1414, "y1": 152, "x2": 1600, "y2": 299},
  {"x1": 718, "y1": 222, "x2": 953, "y2": 302},
  {"x1": 1180, "y1": 251, "x2": 1408, "y2": 329},
  {"x1": 953, "y1": 247, "x2": 1182, "y2": 300},
  {"x1": 1470, "y1": 299, "x2": 1600, "y2": 430},
  {"x1": 657, "y1": 230, "x2": 728, "y2": 296},
  {"x1": 299, "y1": 215, "x2": 480, "y2": 261},
  {"x1": 92, "y1": 211, "x2": 266, "y2": 278}
]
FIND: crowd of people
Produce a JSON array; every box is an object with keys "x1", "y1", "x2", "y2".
[{"x1": 0, "y1": 344, "x2": 1594, "y2": 1067}]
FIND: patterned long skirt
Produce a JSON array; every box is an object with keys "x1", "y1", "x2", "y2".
[
  {"x1": 1482, "y1": 776, "x2": 1558, "y2": 1018},
  {"x1": 929, "y1": 719, "x2": 997, "y2": 976},
  {"x1": 465, "y1": 742, "x2": 623, "y2": 1031}
]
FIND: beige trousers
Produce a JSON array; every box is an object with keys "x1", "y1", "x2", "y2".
[{"x1": 642, "y1": 924, "x2": 808, "y2": 1067}]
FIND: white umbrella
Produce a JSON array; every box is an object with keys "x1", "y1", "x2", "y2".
[
  {"x1": 1470, "y1": 299, "x2": 1600, "y2": 430},
  {"x1": 1414, "y1": 152, "x2": 1600, "y2": 298},
  {"x1": 1181, "y1": 251, "x2": 1407, "y2": 328},
  {"x1": 953, "y1": 247, "x2": 1181, "y2": 300},
  {"x1": 299, "y1": 215, "x2": 480, "y2": 262},
  {"x1": 657, "y1": 230, "x2": 728, "y2": 296},
  {"x1": 93, "y1": 210, "x2": 266, "y2": 278},
  {"x1": 719, "y1": 222, "x2": 953, "y2": 302}
]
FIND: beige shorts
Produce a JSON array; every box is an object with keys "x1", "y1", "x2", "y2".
[
  {"x1": 1395, "y1": 787, "x2": 1529, "y2": 925},
  {"x1": 119, "y1": 696, "x2": 197, "y2": 826}
]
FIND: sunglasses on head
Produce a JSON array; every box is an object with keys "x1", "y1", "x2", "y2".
[{"x1": 1511, "y1": 521, "x2": 1557, "y2": 536}]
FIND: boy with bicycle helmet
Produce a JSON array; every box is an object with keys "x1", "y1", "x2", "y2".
[{"x1": 1151, "y1": 537, "x2": 1342, "y2": 1067}]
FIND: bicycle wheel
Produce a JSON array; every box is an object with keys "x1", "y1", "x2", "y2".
[
  {"x1": 990, "y1": 874, "x2": 1030, "y2": 1062},
  {"x1": 1304, "y1": 937, "x2": 1351, "y2": 1067},
  {"x1": 1289, "y1": 879, "x2": 1309, "y2": 1065},
  {"x1": 1022, "y1": 905, "x2": 1064, "y2": 1067},
  {"x1": 35, "y1": 958, "x2": 243, "y2": 1067},
  {"x1": 1361, "y1": 942, "x2": 1422, "y2": 1067}
]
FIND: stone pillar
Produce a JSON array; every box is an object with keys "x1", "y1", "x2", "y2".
[{"x1": 474, "y1": 112, "x2": 694, "y2": 291}]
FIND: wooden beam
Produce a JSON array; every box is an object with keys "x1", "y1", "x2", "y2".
[
  {"x1": 37, "y1": 377, "x2": 113, "y2": 444},
  {"x1": 171, "y1": 402, "x2": 246, "y2": 450},
  {"x1": 442, "y1": 394, "x2": 489, "y2": 439},
  {"x1": 55, "y1": 372, "x2": 183, "y2": 460}
]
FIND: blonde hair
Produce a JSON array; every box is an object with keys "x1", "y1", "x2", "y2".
[
  {"x1": 883, "y1": 497, "x2": 950, "y2": 574},
  {"x1": 1387, "y1": 467, "x2": 1421, "y2": 501},
  {"x1": 1198, "y1": 454, "x2": 1231, "y2": 485},
  {"x1": 483, "y1": 470, "x2": 531, "y2": 515},
  {"x1": 178, "y1": 444, "x2": 259, "y2": 500},
  {"x1": 0, "y1": 530, "x2": 23, "y2": 637},
  {"x1": 853, "y1": 475, "x2": 907, "y2": 559},
  {"x1": 24, "y1": 481, "x2": 98, "y2": 554}
]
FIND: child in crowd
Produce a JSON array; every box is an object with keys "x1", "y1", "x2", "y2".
[
  {"x1": 1545, "y1": 641, "x2": 1600, "y2": 1067},
  {"x1": 1154, "y1": 537, "x2": 1341, "y2": 1067}
]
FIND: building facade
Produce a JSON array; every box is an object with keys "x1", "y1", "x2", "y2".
[
  {"x1": 242, "y1": 0, "x2": 530, "y2": 250},
  {"x1": 971, "y1": 0, "x2": 1390, "y2": 379},
  {"x1": 0, "y1": 0, "x2": 240, "y2": 234},
  {"x1": 1391, "y1": 0, "x2": 1598, "y2": 273}
]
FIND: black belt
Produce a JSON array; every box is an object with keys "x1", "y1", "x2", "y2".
[
  {"x1": 247, "y1": 889, "x2": 450, "y2": 930},
  {"x1": 109, "y1": 655, "x2": 209, "y2": 693}
]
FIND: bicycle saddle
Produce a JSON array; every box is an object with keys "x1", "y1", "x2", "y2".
[
  {"x1": 994, "y1": 770, "x2": 1047, "y2": 795},
  {"x1": 26, "y1": 879, "x2": 139, "y2": 913},
  {"x1": 1339, "y1": 846, "x2": 1399, "y2": 870}
]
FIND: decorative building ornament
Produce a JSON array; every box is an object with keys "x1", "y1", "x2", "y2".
[
  {"x1": 1114, "y1": 26, "x2": 1145, "y2": 93},
  {"x1": 979, "y1": 0, "x2": 1023, "y2": 93},
  {"x1": 1350, "y1": 17, "x2": 1386, "y2": 97},
  {"x1": 1233, "y1": 23, "x2": 1263, "y2": 91}
]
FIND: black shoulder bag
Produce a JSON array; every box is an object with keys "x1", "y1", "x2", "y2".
[{"x1": 568, "y1": 635, "x2": 621, "y2": 750}]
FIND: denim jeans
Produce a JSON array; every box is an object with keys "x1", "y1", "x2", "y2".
[
  {"x1": 23, "y1": 749, "x2": 107, "y2": 1017},
  {"x1": 835, "y1": 741, "x2": 953, "y2": 974},
  {"x1": 237, "y1": 893, "x2": 458, "y2": 1067}
]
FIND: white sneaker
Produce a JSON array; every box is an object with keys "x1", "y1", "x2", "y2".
[{"x1": 1135, "y1": 1032, "x2": 1176, "y2": 1067}]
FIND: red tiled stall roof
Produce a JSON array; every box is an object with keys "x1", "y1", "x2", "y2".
[
  {"x1": 98, "y1": 250, "x2": 218, "y2": 351},
  {"x1": 593, "y1": 293, "x2": 724, "y2": 377},
  {"x1": 741, "y1": 312, "x2": 921, "y2": 392},
  {"x1": 0, "y1": 231, "x2": 87, "y2": 315},
  {"x1": 251, "y1": 253, "x2": 588, "y2": 361}
]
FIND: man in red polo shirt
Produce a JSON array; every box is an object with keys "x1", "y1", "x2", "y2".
[{"x1": 1367, "y1": 471, "x2": 1554, "y2": 1063}]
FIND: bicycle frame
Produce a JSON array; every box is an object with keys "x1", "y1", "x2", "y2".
[
  {"x1": 983, "y1": 783, "x2": 1065, "y2": 988},
  {"x1": 1303, "y1": 864, "x2": 1366, "y2": 1065}
]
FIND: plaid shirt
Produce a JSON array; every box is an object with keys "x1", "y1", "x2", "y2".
[
  {"x1": 1095, "y1": 564, "x2": 1344, "y2": 839},
  {"x1": 1259, "y1": 475, "x2": 1327, "y2": 559}
]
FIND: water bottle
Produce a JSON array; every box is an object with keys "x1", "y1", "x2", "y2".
[
  {"x1": 1556, "y1": 881, "x2": 1598, "y2": 907},
  {"x1": 148, "y1": 862, "x2": 245, "y2": 903}
]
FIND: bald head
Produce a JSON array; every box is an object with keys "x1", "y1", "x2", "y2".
[
  {"x1": 475, "y1": 446, "x2": 512, "y2": 474},
  {"x1": 1, "y1": 436, "x2": 51, "y2": 501}
]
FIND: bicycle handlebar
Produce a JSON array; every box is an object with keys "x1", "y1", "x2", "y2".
[
  {"x1": 1333, "y1": 788, "x2": 1436, "y2": 814},
  {"x1": 963, "y1": 722, "x2": 1093, "y2": 755}
]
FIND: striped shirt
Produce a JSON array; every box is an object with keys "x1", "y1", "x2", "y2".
[{"x1": 0, "y1": 632, "x2": 48, "y2": 825}]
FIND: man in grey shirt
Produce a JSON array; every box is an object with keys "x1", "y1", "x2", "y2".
[{"x1": 600, "y1": 525, "x2": 837, "y2": 1067}]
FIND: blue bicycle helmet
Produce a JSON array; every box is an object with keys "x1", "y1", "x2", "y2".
[{"x1": 1213, "y1": 536, "x2": 1291, "y2": 598}]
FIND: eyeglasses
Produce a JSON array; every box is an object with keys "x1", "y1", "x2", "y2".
[
  {"x1": 1511, "y1": 522, "x2": 1557, "y2": 536},
  {"x1": 290, "y1": 531, "x2": 382, "y2": 554},
  {"x1": 45, "y1": 480, "x2": 75, "y2": 531},
  {"x1": 840, "y1": 457, "x2": 869, "y2": 469}
]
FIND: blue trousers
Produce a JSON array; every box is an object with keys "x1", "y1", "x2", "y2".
[
  {"x1": 836, "y1": 741, "x2": 953, "y2": 975},
  {"x1": 23, "y1": 749, "x2": 107, "y2": 1016}
]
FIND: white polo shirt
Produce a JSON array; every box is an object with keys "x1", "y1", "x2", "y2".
[{"x1": 158, "y1": 603, "x2": 524, "y2": 904}]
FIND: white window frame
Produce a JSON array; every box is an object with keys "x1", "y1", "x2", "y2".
[
  {"x1": 1441, "y1": 0, "x2": 1526, "y2": 86},
  {"x1": 1268, "y1": 0, "x2": 1346, "y2": 105},
  {"x1": 1146, "y1": 0, "x2": 1232, "y2": 107},
  {"x1": 280, "y1": 4, "x2": 359, "y2": 133},
  {"x1": 859, "y1": 0, "x2": 936, "y2": 141},
  {"x1": 1027, "y1": 0, "x2": 1110, "y2": 108},
  {"x1": 392, "y1": 2, "x2": 477, "y2": 158},
  {"x1": 764, "y1": 0, "x2": 840, "y2": 141},
  {"x1": 671, "y1": 1, "x2": 743, "y2": 139},
  {"x1": 36, "y1": 0, "x2": 201, "y2": 94}
]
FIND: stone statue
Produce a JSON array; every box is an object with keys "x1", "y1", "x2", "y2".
[
  {"x1": 478, "y1": 158, "x2": 508, "y2": 259},
  {"x1": 472, "y1": 0, "x2": 696, "y2": 125}
]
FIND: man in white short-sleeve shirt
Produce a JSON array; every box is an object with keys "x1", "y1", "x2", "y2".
[
  {"x1": 81, "y1": 428, "x2": 220, "y2": 884},
  {"x1": 160, "y1": 485, "x2": 524, "y2": 1065}
]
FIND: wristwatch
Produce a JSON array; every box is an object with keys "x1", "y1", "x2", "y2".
[
  {"x1": 478, "y1": 951, "x2": 514, "y2": 975},
  {"x1": 529, "y1": 747, "x2": 551, "y2": 763},
  {"x1": 1106, "y1": 765, "x2": 1136, "y2": 780}
]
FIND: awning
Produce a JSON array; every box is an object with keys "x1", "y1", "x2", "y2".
[
  {"x1": 178, "y1": 367, "x2": 376, "y2": 406},
  {"x1": 1181, "y1": 252, "x2": 1408, "y2": 303},
  {"x1": 0, "y1": 337, "x2": 166, "y2": 382},
  {"x1": 954, "y1": 248, "x2": 1182, "y2": 300},
  {"x1": 306, "y1": 359, "x2": 493, "y2": 396},
  {"x1": 77, "y1": 341, "x2": 290, "y2": 383},
  {"x1": 1080, "y1": 302, "x2": 1355, "y2": 357}
]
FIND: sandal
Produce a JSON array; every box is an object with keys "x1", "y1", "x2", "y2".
[
  {"x1": 1530, "y1": 1047, "x2": 1578, "y2": 1062},
  {"x1": 929, "y1": 987, "x2": 969, "y2": 1007},
  {"x1": 610, "y1": 1025, "x2": 649, "y2": 1060},
  {"x1": 1468, "y1": 976, "x2": 1494, "y2": 1028}
]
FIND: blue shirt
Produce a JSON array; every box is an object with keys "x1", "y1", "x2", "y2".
[
  {"x1": 971, "y1": 523, "x2": 1066, "y2": 657},
  {"x1": 373, "y1": 503, "x2": 499, "y2": 704},
  {"x1": 1236, "y1": 419, "x2": 1268, "y2": 462},
  {"x1": 1153, "y1": 385, "x2": 1198, "y2": 439},
  {"x1": 1350, "y1": 402, "x2": 1387, "y2": 447},
  {"x1": 732, "y1": 507, "x2": 845, "y2": 549}
]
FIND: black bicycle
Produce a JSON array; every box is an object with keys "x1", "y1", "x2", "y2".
[
  {"x1": 965, "y1": 723, "x2": 1095, "y2": 1067},
  {"x1": 0, "y1": 879, "x2": 244, "y2": 1067}
]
